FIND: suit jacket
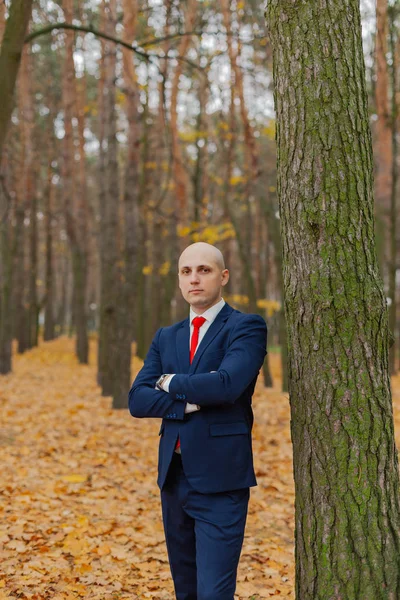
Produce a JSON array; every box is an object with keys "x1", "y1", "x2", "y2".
[{"x1": 128, "y1": 302, "x2": 267, "y2": 493}]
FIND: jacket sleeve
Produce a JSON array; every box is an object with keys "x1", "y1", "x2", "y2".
[
  {"x1": 168, "y1": 314, "x2": 267, "y2": 408},
  {"x1": 128, "y1": 327, "x2": 186, "y2": 420}
]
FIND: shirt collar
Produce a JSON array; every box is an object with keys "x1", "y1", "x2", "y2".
[{"x1": 190, "y1": 297, "x2": 225, "y2": 326}]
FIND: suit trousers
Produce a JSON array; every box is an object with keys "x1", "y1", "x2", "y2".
[{"x1": 160, "y1": 452, "x2": 250, "y2": 600}]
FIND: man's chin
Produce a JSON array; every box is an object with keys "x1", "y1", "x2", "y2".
[{"x1": 188, "y1": 295, "x2": 208, "y2": 307}]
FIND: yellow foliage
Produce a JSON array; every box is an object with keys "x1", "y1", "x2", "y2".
[
  {"x1": 61, "y1": 474, "x2": 87, "y2": 483},
  {"x1": 0, "y1": 334, "x2": 312, "y2": 597},
  {"x1": 159, "y1": 261, "x2": 170, "y2": 276},
  {"x1": 178, "y1": 221, "x2": 236, "y2": 244},
  {"x1": 229, "y1": 175, "x2": 246, "y2": 186},
  {"x1": 145, "y1": 162, "x2": 157, "y2": 170},
  {"x1": 218, "y1": 121, "x2": 229, "y2": 131},
  {"x1": 84, "y1": 102, "x2": 97, "y2": 116},
  {"x1": 257, "y1": 299, "x2": 282, "y2": 317},
  {"x1": 225, "y1": 295, "x2": 281, "y2": 317},
  {"x1": 142, "y1": 265, "x2": 153, "y2": 275},
  {"x1": 261, "y1": 120, "x2": 276, "y2": 140},
  {"x1": 177, "y1": 225, "x2": 191, "y2": 237},
  {"x1": 179, "y1": 130, "x2": 208, "y2": 143},
  {"x1": 115, "y1": 90, "x2": 126, "y2": 106},
  {"x1": 229, "y1": 294, "x2": 249, "y2": 306}
]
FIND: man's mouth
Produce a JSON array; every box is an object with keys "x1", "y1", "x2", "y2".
[{"x1": 190, "y1": 290, "x2": 203, "y2": 293}]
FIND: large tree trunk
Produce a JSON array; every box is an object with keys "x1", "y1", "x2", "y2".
[{"x1": 266, "y1": 2, "x2": 400, "y2": 598}]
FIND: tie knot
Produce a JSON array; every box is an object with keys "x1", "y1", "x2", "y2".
[{"x1": 192, "y1": 316, "x2": 206, "y2": 329}]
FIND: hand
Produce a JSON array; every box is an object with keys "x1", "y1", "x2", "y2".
[{"x1": 184, "y1": 402, "x2": 201, "y2": 414}]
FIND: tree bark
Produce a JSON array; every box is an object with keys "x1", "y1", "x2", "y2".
[
  {"x1": 43, "y1": 155, "x2": 55, "y2": 341},
  {"x1": 266, "y1": 1, "x2": 400, "y2": 598},
  {"x1": 374, "y1": 0, "x2": 392, "y2": 287},
  {"x1": 97, "y1": 0, "x2": 120, "y2": 396},
  {"x1": 61, "y1": 0, "x2": 89, "y2": 364},
  {"x1": 387, "y1": 4, "x2": 398, "y2": 376},
  {"x1": 112, "y1": 0, "x2": 141, "y2": 409},
  {"x1": 169, "y1": 0, "x2": 196, "y2": 228},
  {"x1": 0, "y1": 0, "x2": 33, "y2": 374},
  {"x1": 0, "y1": 0, "x2": 33, "y2": 164}
]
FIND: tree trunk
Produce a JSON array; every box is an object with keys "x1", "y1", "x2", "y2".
[
  {"x1": 62, "y1": 0, "x2": 89, "y2": 364},
  {"x1": 0, "y1": 180, "x2": 13, "y2": 374},
  {"x1": 0, "y1": 0, "x2": 33, "y2": 163},
  {"x1": 97, "y1": 0, "x2": 120, "y2": 396},
  {"x1": 28, "y1": 186, "x2": 38, "y2": 347},
  {"x1": 0, "y1": 1, "x2": 33, "y2": 374},
  {"x1": 374, "y1": 0, "x2": 392, "y2": 288},
  {"x1": 43, "y1": 156, "x2": 55, "y2": 341},
  {"x1": 169, "y1": 0, "x2": 196, "y2": 229},
  {"x1": 112, "y1": 0, "x2": 140, "y2": 409},
  {"x1": 387, "y1": 5, "x2": 398, "y2": 376},
  {"x1": 266, "y1": 2, "x2": 400, "y2": 598}
]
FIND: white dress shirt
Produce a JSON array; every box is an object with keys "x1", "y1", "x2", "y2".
[{"x1": 163, "y1": 297, "x2": 226, "y2": 394}]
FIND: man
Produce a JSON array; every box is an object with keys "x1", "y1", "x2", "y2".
[{"x1": 128, "y1": 242, "x2": 267, "y2": 600}]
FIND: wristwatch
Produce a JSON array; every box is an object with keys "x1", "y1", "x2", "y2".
[{"x1": 156, "y1": 374, "x2": 171, "y2": 391}]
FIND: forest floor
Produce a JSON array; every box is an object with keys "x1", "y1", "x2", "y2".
[{"x1": 1, "y1": 337, "x2": 400, "y2": 600}]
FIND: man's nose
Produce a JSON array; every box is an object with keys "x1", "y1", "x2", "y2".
[{"x1": 190, "y1": 273, "x2": 200, "y2": 283}]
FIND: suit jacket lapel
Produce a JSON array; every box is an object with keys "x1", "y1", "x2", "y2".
[
  {"x1": 189, "y1": 302, "x2": 233, "y2": 374},
  {"x1": 176, "y1": 318, "x2": 191, "y2": 374},
  {"x1": 175, "y1": 302, "x2": 233, "y2": 375}
]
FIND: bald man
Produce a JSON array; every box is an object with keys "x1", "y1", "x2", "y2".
[{"x1": 129, "y1": 242, "x2": 268, "y2": 600}]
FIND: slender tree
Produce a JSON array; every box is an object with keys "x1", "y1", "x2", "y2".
[
  {"x1": 0, "y1": 0, "x2": 33, "y2": 374},
  {"x1": 0, "y1": 0, "x2": 33, "y2": 162},
  {"x1": 375, "y1": 0, "x2": 397, "y2": 375},
  {"x1": 97, "y1": 0, "x2": 121, "y2": 396},
  {"x1": 61, "y1": 0, "x2": 89, "y2": 364},
  {"x1": 266, "y1": 1, "x2": 400, "y2": 598}
]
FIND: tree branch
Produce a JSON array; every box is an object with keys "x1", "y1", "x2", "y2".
[{"x1": 24, "y1": 22, "x2": 203, "y2": 71}]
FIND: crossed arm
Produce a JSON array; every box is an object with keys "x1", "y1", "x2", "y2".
[{"x1": 128, "y1": 315, "x2": 267, "y2": 419}]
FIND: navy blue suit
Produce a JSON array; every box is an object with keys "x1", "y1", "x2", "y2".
[{"x1": 128, "y1": 302, "x2": 267, "y2": 599}]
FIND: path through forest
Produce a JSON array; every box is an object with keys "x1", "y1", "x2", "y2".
[{"x1": 2, "y1": 338, "x2": 399, "y2": 599}]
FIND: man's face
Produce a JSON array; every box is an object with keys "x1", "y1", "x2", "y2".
[{"x1": 178, "y1": 251, "x2": 229, "y2": 312}]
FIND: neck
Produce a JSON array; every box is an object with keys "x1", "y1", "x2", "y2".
[{"x1": 191, "y1": 296, "x2": 222, "y2": 315}]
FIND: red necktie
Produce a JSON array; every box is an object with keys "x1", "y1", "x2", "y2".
[
  {"x1": 190, "y1": 316, "x2": 206, "y2": 364},
  {"x1": 175, "y1": 316, "x2": 206, "y2": 451}
]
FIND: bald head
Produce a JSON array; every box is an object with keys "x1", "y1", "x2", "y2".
[
  {"x1": 178, "y1": 242, "x2": 225, "y2": 272},
  {"x1": 177, "y1": 242, "x2": 229, "y2": 313}
]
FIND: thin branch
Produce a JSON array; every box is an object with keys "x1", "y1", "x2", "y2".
[{"x1": 24, "y1": 22, "x2": 203, "y2": 72}]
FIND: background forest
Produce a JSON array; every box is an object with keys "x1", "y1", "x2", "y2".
[{"x1": 0, "y1": 0, "x2": 395, "y2": 404}]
